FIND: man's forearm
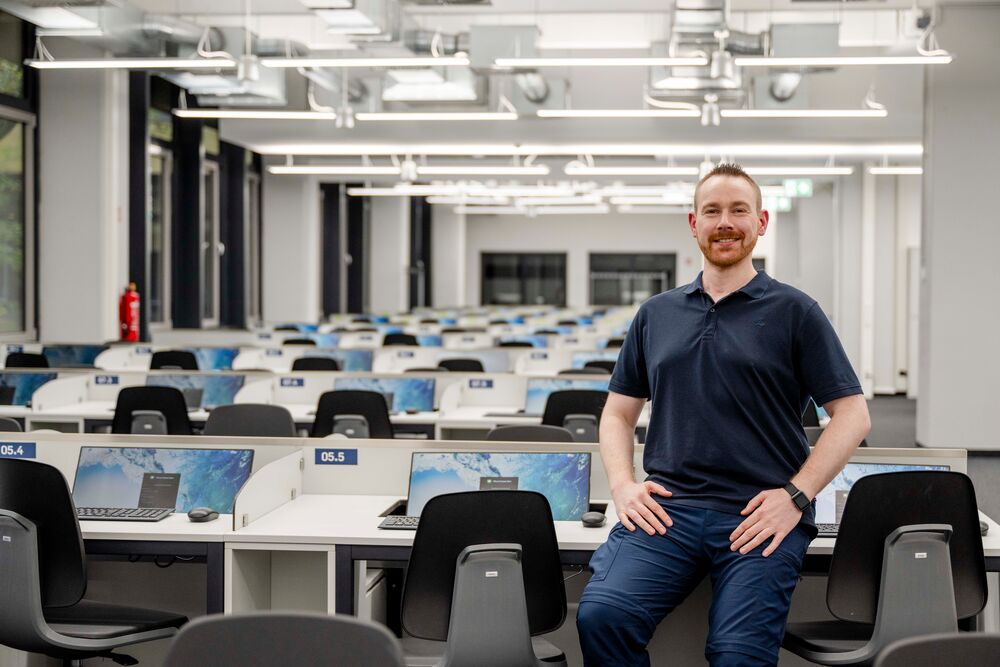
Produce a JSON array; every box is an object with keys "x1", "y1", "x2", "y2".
[
  {"x1": 600, "y1": 412, "x2": 639, "y2": 492},
  {"x1": 791, "y1": 397, "x2": 871, "y2": 499}
]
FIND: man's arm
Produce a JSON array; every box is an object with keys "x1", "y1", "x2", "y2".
[
  {"x1": 602, "y1": 392, "x2": 673, "y2": 536},
  {"x1": 730, "y1": 394, "x2": 871, "y2": 556}
]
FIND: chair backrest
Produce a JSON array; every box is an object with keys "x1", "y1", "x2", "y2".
[
  {"x1": 604, "y1": 338, "x2": 625, "y2": 349},
  {"x1": 291, "y1": 356, "x2": 341, "y2": 372},
  {"x1": 384, "y1": 333, "x2": 419, "y2": 346},
  {"x1": 801, "y1": 398, "x2": 821, "y2": 427},
  {"x1": 583, "y1": 360, "x2": 616, "y2": 374},
  {"x1": 541, "y1": 389, "x2": 608, "y2": 427},
  {"x1": 0, "y1": 416, "x2": 22, "y2": 432},
  {"x1": 0, "y1": 386, "x2": 14, "y2": 405},
  {"x1": 150, "y1": 350, "x2": 199, "y2": 370},
  {"x1": 873, "y1": 632, "x2": 1000, "y2": 667},
  {"x1": 274, "y1": 325, "x2": 300, "y2": 332},
  {"x1": 203, "y1": 404, "x2": 297, "y2": 438},
  {"x1": 130, "y1": 410, "x2": 167, "y2": 435},
  {"x1": 0, "y1": 459, "x2": 86, "y2": 608},
  {"x1": 486, "y1": 424, "x2": 575, "y2": 443},
  {"x1": 111, "y1": 386, "x2": 193, "y2": 435},
  {"x1": 558, "y1": 368, "x2": 609, "y2": 376},
  {"x1": 498, "y1": 341, "x2": 533, "y2": 348},
  {"x1": 163, "y1": 613, "x2": 404, "y2": 667},
  {"x1": 557, "y1": 320, "x2": 577, "y2": 326},
  {"x1": 282, "y1": 337, "x2": 316, "y2": 346},
  {"x1": 403, "y1": 367, "x2": 446, "y2": 373},
  {"x1": 828, "y1": 471, "x2": 986, "y2": 623},
  {"x1": 438, "y1": 358, "x2": 485, "y2": 373},
  {"x1": 563, "y1": 414, "x2": 599, "y2": 442},
  {"x1": 310, "y1": 390, "x2": 393, "y2": 438},
  {"x1": 5, "y1": 352, "x2": 49, "y2": 368},
  {"x1": 401, "y1": 491, "x2": 566, "y2": 641}
]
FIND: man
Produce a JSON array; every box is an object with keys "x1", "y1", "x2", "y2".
[{"x1": 576, "y1": 164, "x2": 871, "y2": 666}]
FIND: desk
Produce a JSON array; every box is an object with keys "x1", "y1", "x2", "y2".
[
  {"x1": 435, "y1": 406, "x2": 649, "y2": 442},
  {"x1": 26, "y1": 401, "x2": 211, "y2": 432}
]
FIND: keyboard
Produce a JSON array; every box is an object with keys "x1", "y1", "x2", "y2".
[
  {"x1": 816, "y1": 523, "x2": 839, "y2": 537},
  {"x1": 77, "y1": 507, "x2": 174, "y2": 522},
  {"x1": 379, "y1": 515, "x2": 420, "y2": 530}
]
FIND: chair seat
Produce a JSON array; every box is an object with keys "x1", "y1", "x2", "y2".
[
  {"x1": 783, "y1": 620, "x2": 874, "y2": 654},
  {"x1": 45, "y1": 599, "x2": 187, "y2": 640},
  {"x1": 401, "y1": 635, "x2": 566, "y2": 666}
]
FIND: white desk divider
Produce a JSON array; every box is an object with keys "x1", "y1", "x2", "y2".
[
  {"x1": 513, "y1": 349, "x2": 576, "y2": 375},
  {"x1": 438, "y1": 374, "x2": 528, "y2": 413},
  {"x1": 94, "y1": 345, "x2": 155, "y2": 371},
  {"x1": 553, "y1": 334, "x2": 603, "y2": 350},
  {"x1": 338, "y1": 331, "x2": 385, "y2": 349},
  {"x1": 442, "y1": 332, "x2": 495, "y2": 350},
  {"x1": 152, "y1": 328, "x2": 261, "y2": 346},
  {"x1": 269, "y1": 373, "x2": 337, "y2": 408},
  {"x1": 234, "y1": 377, "x2": 275, "y2": 403},
  {"x1": 232, "y1": 449, "x2": 305, "y2": 531},
  {"x1": 372, "y1": 347, "x2": 442, "y2": 373}
]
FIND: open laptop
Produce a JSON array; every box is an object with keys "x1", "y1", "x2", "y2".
[
  {"x1": 379, "y1": 451, "x2": 592, "y2": 529},
  {"x1": 814, "y1": 461, "x2": 950, "y2": 536},
  {"x1": 72, "y1": 446, "x2": 254, "y2": 521}
]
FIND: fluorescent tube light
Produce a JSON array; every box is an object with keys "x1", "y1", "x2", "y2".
[
  {"x1": 416, "y1": 165, "x2": 550, "y2": 176},
  {"x1": 720, "y1": 109, "x2": 888, "y2": 118},
  {"x1": 427, "y1": 196, "x2": 511, "y2": 206},
  {"x1": 743, "y1": 166, "x2": 854, "y2": 176},
  {"x1": 268, "y1": 165, "x2": 401, "y2": 175},
  {"x1": 734, "y1": 55, "x2": 952, "y2": 67},
  {"x1": 565, "y1": 165, "x2": 700, "y2": 177},
  {"x1": 609, "y1": 196, "x2": 679, "y2": 206},
  {"x1": 260, "y1": 56, "x2": 470, "y2": 68},
  {"x1": 869, "y1": 166, "x2": 923, "y2": 175},
  {"x1": 533, "y1": 204, "x2": 611, "y2": 215},
  {"x1": 174, "y1": 109, "x2": 338, "y2": 120},
  {"x1": 513, "y1": 195, "x2": 603, "y2": 206},
  {"x1": 538, "y1": 109, "x2": 700, "y2": 118},
  {"x1": 26, "y1": 58, "x2": 237, "y2": 70},
  {"x1": 347, "y1": 185, "x2": 578, "y2": 197},
  {"x1": 495, "y1": 57, "x2": 709, "y2": 68},
  {"x1": 355, "y1": 111, "x2": 518, "y2": 121},
  {"x1": 618, "y1": 205, "x2": 690, "y2": 214},
  {"x1": 455, "y1": 206, "x2": 525, "y2": 215}
]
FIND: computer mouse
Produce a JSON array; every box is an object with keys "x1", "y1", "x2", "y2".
[
  {"x1": 187, "y1": 507, "x2": 219, "y2": 523},
  {"x1": 980, "y1": 520, "x2": 989, "y2": 536},
  {"x1": 581, "y1": 511, "x2": 607, "y2": 528}
]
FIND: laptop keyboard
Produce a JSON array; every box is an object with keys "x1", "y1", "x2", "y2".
[
  {"x1": 816, "y1": 522, "x2": 838, "y2": 536},
  {"x1": 379, "y1": 515, "x2": 420, "y2": 530},
  {"x1": 77, "y1": 507, "x2": 174, "y2": 522}
]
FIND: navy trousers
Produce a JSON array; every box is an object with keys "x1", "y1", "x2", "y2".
[{"x1": 577, "y1": 502, "x2": 811, "y2": 666}]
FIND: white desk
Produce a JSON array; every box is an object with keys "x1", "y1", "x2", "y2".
[{"x1": 26, "y1": 401, "x2": 211, "y2": 431}]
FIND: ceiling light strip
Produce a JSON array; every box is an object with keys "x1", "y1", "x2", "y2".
[
  {"x1": 720, "y1": 109, "x2": 888, "y2": 118},
  {"x1": 260, "y1": 56, "x2": 470, "y2": 68},
  {"x1": 25, "y1": 58, "x2": 237, "y2": 70},
  {"x1": 537, "y1": 109, "x2": 701, "y2": 118},
  {"x1": 495, "y1": 57, "x2": 709, "y2": 68},
  {"x1": 734, "y1": 55, "x2": 952, "y2": 67},
  {"x1": 566, "y1": 165, "x2": 700, "y2": 176},
  {"x1": 174, "y1": 109, "x2": 339, "y2": 120},
  {"x1": 416, "y1": 165, "x2": 549, "y2": 176},
  {"x1": 355, "y1": 111, "x2": 518, "y2": 121},
  {"x1": 268, "y1": 165, "x2": 401, "y2": 175},
  {"x1": 743, "y1": 166, "x2": 854, "y2": 176},
  {"x1": 869, "y1": 166, "x2": 923, "y2": 175}
]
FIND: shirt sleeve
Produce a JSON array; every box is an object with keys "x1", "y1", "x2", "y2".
[
  {"x1": 795, "y1": 302, "x2": 864, "y2": 406},
  {"x1": 609, "y1": 306, "x2": 651, "y2": 399}
]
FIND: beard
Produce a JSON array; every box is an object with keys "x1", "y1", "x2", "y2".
[{"x1": 698, "y1": 231, "x2": 757, "y2": 268}]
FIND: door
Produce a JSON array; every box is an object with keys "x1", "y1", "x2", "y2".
[{"x1": 148, "y1": 146, "x2": 172, "y2": 327}]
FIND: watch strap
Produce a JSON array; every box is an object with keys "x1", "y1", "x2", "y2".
[{"x1": 784, "y1": 482, "x2": 810, "y2": 512}]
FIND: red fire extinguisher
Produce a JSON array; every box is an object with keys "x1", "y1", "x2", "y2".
[{"x1": 119, "y1": 282, "x2": 140, "y2": 342}]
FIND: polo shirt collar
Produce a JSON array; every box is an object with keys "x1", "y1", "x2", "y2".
[{"x1": 682, "y1": 270, "x2": 772, "y2": 300}]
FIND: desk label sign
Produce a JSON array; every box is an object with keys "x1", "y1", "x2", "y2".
[
  {"x1": 315, "y1": 448, "x2": 358, "y2": 465},
  {"x1": 280, "y1": 378, "x2": 304, "y2": 388},
  {"x1": 0, "y1": 442, "x2": 36, "y2": 459},
  {"x1": 360, "y1": 335, "x2": 374, "y2": 341},
  {"x1": 135, "y1": 347, "x2": 152, "y2": 355},
  {"x1": 462, "y1": 336, "x2": 476, "y2": 343},
  {"x1": 95, "y1": 375, "x2": 119, "y2": 386},
  {"x1": 469, "y1": 379, "x2": 494, "y2": 389},
  {"x1": 531, "y1": 352, "x2": 548, "y2": 360},
  {"x1": 566, "y1": 338, "x2": 578, "y2": 344},
  {"x1": 265, "y1": 349, "x2": 283, "y2": 357},
  {"x1": 398, "y1": 351, "x2": 415, "y2": 358}
]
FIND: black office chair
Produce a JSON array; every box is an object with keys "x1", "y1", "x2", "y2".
[
  {"x1": 440, "y1": 327, "x2": 468, "y2": 334},
  {"x1": 489, "y1": 319, "x2": 509, "y2": 326},
  {"x1": 404, "y1": 367, "x2": 447, "y2": 373},
  {"x1": 802, "y1": 398, "x2": 821, "y2": 427},
  {"x1": 111, "y1": 386, "x2": 193, "y2": 435},
  {"x1": 352, "y1": 317, "x2": 372, "y2": 323},
  {"x1": 0, "y1": 416, "x2": 23, "y2": 432},
  {"x1": 583, "y1": 360, "x2": 616, "y2": 374},
  {"x1": 541, "y1": 390, "x2": 608, "y2": 443},
  {"x1": 400, "y1": 491, "x2": 567, "y2": 666},
  {"x1": 282, "y1": 337, "x2": 317, "y2": 346},
  {"x1": 164, "y1": 613, "x2": 403, "y2": 667},
  {"x1": 310, "y1": 390, "x2": 394, "y2": 439},
  {"x1": 0, "y1": 459, "x2": 187, "y2": 665},
  {"x1": 557, "y1": 320, "x2": 578, "y2": 327},
  {"x1": 486, "y1": 424, "x2": 575, "y2": 443},
  {"x1": 274, "y1": 325, "x2": 300, "y2": 332},
  {"x1": 438, "y1": 358, "x2": 485, "y2": 373},
  {"x1": 5, "y1": 352, "x2": 49, "y2": 368},
  {"x1": 419, "y1": 319, "x2": 439, "y2": 325},
  {"x1": 203, "y1": 404, "x2": 297, "y2": 438},
  {"x1": 384, "y1": 333, "x2": 419, "y2": 346},
  {"x1": 782, "y1": 471, "x2": 987, "y2": 666},
  {"x1": 149, "y1": 350, "x2": 199, "y2": 371},
  {"x1": 604, "y1": 337, "x2": 625, "y2": 349},
  {"x1": 0, "y1": 385, "x2": 15, "y2": 405},
  {"x1": 534, "y1": 329, "x2": 560, "y2": 335},
  {"x1": 558, "y1": 368, "x2": 610, "y2": 376},
  {"x1": 291, "y1": 356, "x2": 341, "y2": 372},
  {"x1": 499, "y1": 341, "x2": 534, "y2": 348},
  {"x1": 873, "y1": 632, "x2": 1000, "y2": 667}
]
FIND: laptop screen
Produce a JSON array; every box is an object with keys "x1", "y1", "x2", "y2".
[
  {"x1": 814, "y1": 462, "x2": 950, "y2": 525},
  {"x1": 406, "y1": 451, "x2": 592, "y2": 521},
  {"x1": 72, "y1": 447, "x2": 254, "y2": 513}
]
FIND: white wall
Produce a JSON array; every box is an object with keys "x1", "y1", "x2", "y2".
[
  {"x1": 431, "y1": 206, "x2": 466, "y2": 308},
  {"x1": 368, "y1": 197, "x2": 410, "y2": 313},
  {"x1": 261, "y1": 173, "x2": 321, "y2": 323},
  {"x1": 38, "y1": 40, "x2": 128, "y2": 342}
]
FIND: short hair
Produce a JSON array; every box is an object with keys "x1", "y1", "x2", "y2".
[{"x1": 693, "y1": 163, "x2": 762, "y2": 213}]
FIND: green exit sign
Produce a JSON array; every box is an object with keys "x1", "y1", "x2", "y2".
[{"x1": 783, "y1": 179, "x2": 814, "y2": 198}]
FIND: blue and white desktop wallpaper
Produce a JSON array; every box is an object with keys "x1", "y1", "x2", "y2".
[
  {"x1": 73, "y1": 447, "x2": 254, "y2": 512},
  {"x1": 306, "y1": 349, "x2": 373, "y2": 371},
  {"x1": 0, "y1": 372, "x2": 58, "y2": 405},
  {"x1": 571, "y1": 351, "x2": 620, "y2": 369},
  {"x1": 146, "y1": 374, "x2": 245, "y2": 408},
  {"x1": 814, "y1": 462, "x2": 949, "y2": 524},
  {"x1": 189, "y1": 347, "x2": 239, "y2": 371},
  {"x1": 334, "y1": 377, "x2": 435, "y2": 412},
  {"x1": 524, "y1": 378, "x2": 610, "y2": 415},
  {"x1": 42, "y1": 345, "x2": 108, "y2": 368},
  {"x1": 407, "y1": 452, "x2": 591, "y2": 520}
]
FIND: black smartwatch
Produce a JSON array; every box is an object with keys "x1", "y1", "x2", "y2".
[{"x1": 784, "y1": 483, "x2": 811, "y2": 512}]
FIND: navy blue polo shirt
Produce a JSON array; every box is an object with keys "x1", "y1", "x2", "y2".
[{"x1": 610, "y1": 271, "x2": 862, "y2": 533}]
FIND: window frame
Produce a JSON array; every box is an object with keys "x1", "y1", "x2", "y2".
[{"x1": 0, "y1": 104, "x2": 36, "y2": 341}]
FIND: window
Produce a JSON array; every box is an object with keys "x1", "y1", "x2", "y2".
[
  {"x1": 589, "y1": 254, "x2": 676, "y2": 305},
  {"x1": 201, "y1": 161, "x2": 221, "y2": 326},
  {"x1": 0, "y1": 111, "x2": 32, "y2": 336},
  {"x1": 148, "y1": 146, "x2": 173, "y2": 325},
  {"x1": 481, "y1": 253, "x2": 567, "y2": 307},
  {"x1": 0, "y1": 12, "x2": 23, "y2": 98}
]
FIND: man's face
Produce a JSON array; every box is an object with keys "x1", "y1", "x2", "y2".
[{"x1": 688, "y1": 175, "x2": 769, "y2": 269}]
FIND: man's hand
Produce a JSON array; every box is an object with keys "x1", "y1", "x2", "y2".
[
  {"x1": 730, "y1": 488, "x2": 803, "y2": 557},
  {"x1": 612, "y1": 480, "x2": 673, "y2": 535}
]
